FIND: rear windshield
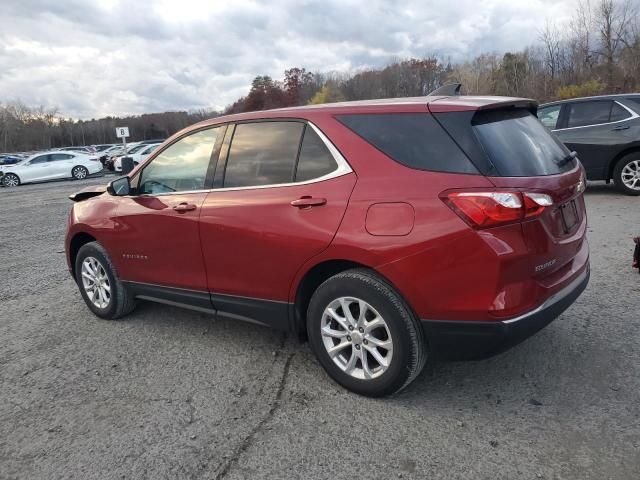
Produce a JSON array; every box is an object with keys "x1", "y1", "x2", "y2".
[
  {"x1": 336, "y1": 113, "x2": 478, "y2": 174},
  {"x1": 472, "y1": 109, "x2": 574, "y2": 176}
]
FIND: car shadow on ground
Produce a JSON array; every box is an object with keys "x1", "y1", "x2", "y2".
[{"x1": 128, "y1": 300, "x2": 595, "y2": 412}]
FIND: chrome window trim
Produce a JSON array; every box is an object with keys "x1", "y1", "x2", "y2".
[
  {"x1": 136, "y1": 120, "x2": 353, "y2": 197},
  {"x1": 552, "y1": 100, "x2": 638, "y2": 132}
]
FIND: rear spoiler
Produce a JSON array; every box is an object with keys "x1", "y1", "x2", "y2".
[{"x1": 426, "y1": 83, "x2": 537, "y2": 114}]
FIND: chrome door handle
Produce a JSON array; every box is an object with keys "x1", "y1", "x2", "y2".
[
  {"x1": 290, "y1": 196, "x2": 327, "y2": 208},
  {"x1": 173, "y1": 203, "x2": 197, "y2": 213}
]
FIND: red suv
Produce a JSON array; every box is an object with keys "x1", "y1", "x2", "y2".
[{"x1": 65, "y1": 95, "x2": 590, "y2": 396}]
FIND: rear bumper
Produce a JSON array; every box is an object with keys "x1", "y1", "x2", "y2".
[{"x1": 421, "y1": 264, "x2": 590, "y2": 360}]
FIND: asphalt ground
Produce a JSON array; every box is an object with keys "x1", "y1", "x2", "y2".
[{"x1": 1, "y1": 175, "x2": 639, "y2": 479}]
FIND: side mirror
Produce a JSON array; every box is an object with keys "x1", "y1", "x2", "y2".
[{"x1": 107, "y1": 176, "x2": 131, "y2": 196}]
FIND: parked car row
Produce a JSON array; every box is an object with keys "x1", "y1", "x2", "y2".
[
  {"x1": 0, "y1": 153, "x2": 27, "y2": 165},
  {"x1": 0, "y1": 137, "x2": 168, "y2": 187},
  {"x1": 0, "y1": 150, "x2": 104, "y2": 187}
]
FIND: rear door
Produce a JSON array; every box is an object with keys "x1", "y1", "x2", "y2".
[
  {"x1": 199, "y1": 120, "x2": 356, "y2": 329},
  {"x1": 552, "y1": 99, "x2": 635, "y2": 179},
  {"x1": 49, "y1": 153, "x2": 75, "y2": 178}
]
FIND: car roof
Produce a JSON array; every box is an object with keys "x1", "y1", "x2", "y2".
[
  {"x1": 30, "y1": 150, "x2": 84, "y2": 157},
  {"x1": 541, "y1": 93, "x2": 640, "y2": 107},
  {"x1": 189, "y1": 95, "x2": 537, "y2": 130}
]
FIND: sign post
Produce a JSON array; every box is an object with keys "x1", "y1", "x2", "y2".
[{"x1": 115, "y1": 127, "x2": 130, "y2": 153}]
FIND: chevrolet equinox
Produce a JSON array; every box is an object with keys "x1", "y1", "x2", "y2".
[{"x1": 65, "y1": 95, "x2": 590, "y2": 396}]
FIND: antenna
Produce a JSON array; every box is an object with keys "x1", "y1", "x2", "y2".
[{"x1": 427, "y1": 83, "x2": 462, "y2": 96}]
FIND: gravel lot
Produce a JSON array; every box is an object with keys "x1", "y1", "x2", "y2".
[{"x1": 1, "y1": 176, "x2": 639, "y2": 480}]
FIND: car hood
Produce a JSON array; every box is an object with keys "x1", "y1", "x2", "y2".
[{"x1": 69, "y1": 184, "x2": 108, "y2": 202}]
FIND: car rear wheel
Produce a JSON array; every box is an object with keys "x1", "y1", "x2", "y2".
[
  {"x1": 613, "y1": 154, "x2": 640, "y2": 196},
  {"x1": 307, "y1": 268, "x2": 427, "y2": 397},
  {"x1": 75, "y1": 241, "x2": 136, "y2": 319},
  {"x1": 72, "y1": 165, "x2": 89, "y2": 180},
  {"x1": 3, "y1": 173, "x2": 20, "y2": 187}
]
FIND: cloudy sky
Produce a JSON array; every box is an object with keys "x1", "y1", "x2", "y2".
[{"x1": 0, "y1": 0, "x2": 578, "y2": 119}]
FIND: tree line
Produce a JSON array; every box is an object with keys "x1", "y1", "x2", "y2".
[{"x1": 1, "y1": 0, "x2": 637, "y2": 153}]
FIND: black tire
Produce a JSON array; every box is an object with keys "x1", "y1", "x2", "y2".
[
  {"x1": 613, "y1": 153, "x2": 640, "y2": 196},
  {"x1": 72, "y1": 165, "x2": 89, "y2": 180},
  {"x1": 307, "y1": 268, "x2": 427, "y2": 397},
  {"x1": 3, "y1": 173, "x2": 20, "y2": 187},
  {"x1": 74, "y1": 241, "x2": 136, "y2": 319}
]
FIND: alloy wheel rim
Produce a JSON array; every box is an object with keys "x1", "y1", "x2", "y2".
[
  {"x1": 4, "y1": 174, "x2": 18, "y2": 187},
  {"x1": 81, "y1": 257, "x2": 111, "y2": 309},
  {"x1": 621, "y1": 160, "x2": 640, "y2": 190},
  {"x1": 321, "y1": 297, "x2": 393, "y2": 380},
  {"x1": 74, "y1": 167, "x2": 87, "y2": 179}
]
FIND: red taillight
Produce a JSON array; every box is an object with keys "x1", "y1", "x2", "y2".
[{"x1": 444, "y1": 191, "x2": 552, "y2": 228}]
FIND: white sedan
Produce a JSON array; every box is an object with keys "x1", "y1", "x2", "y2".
[
  {"x1": 114, "y1": 143, "x2": 161, "y2": 172},
  {"x1": 1, "y1": 150, "x2": 103, "y2": 187}
]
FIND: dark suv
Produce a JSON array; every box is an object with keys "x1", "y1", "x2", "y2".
[
  {"x1": 66, "y1": 96, "x2": 589, "y2": 396},
  {"x1": 538, "y1": 94, "x2": 640, "y2": 195}
]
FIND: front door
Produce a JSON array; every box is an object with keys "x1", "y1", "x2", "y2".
[
  {"x1": 199, "y1": 121, "x2": 356, "y2": 329},
  {"x1": 112, "y1": 126, "x2": 223, "y2": 296},
  {"x1": 23, "y1": 154, "x2": 54, "y2": 182}
]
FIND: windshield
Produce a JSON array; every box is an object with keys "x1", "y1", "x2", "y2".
[
  {"x1": 473, "y1": 109, "x2": 575, "y2": 176},
  {"x1": 127, "y1": 144, "x2": 146, "y2": 154}
]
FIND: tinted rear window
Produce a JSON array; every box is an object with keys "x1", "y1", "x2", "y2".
[
  {"x1": 337, "y1": 113, "x2": 478, "y2": 174},
  {"x1": 224, "y1": 122, "x2": 304, "y2": 188},
  {"x1": 473, "y1": 109, "x2": 574, "y2": 176}
]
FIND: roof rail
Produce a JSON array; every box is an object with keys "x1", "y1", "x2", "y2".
[{"x1": 427, "y1": 83, "x2": 462, "y2": 97}]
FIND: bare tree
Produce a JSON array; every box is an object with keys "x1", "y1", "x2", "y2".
[{"x1": 594, "y1": 0, "x2": 634, "y2": 89}]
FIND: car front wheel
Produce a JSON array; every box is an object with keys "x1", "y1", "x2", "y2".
[
  {"x1": 75, "y1": 241, "x2": 136, "y2": 319},
  {"x1": 613, "y1": 154, "x2": 640, "y2": 196},
  {"x1": 307, "y1": 269, "x2": 427, "y2": 397},
  {"x1": 3, "y1": 173, "x2": 20, "y2": 187}
]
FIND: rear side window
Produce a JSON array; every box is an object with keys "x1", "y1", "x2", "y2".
[
  {"x1": 336, "y1": 113, "x2": 478, "y2": 174},
  {"x1": 51, "y1": 153, "x2": 74, "y2": 161},
  {"x1": 224, "y1": 122, "x2": 304, "y2": 187},
  {"x1": 295, "y1": 126, "x2": 337, "y2": 181},
  {"x1": 473, "y1": 109, "x2": 574, "y2": 176},
  {"x1": 566, "y1": 101, "x2": 624, "y2": 127},
  {"x1": 610, "y1": 102, "x2": 631, "y2": 122}
]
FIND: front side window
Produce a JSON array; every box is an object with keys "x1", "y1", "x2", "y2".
[
  {"x1": 295, "y1": 127, "x2": 338, "y2": 181},
  {"x1": 139, "y1": 128, "x2": 220, "y2": 194},
  {"x1": 30, "y1": 155, "x2": 50, "y2": 165},
  {"x1": 224, "y1": 122, "x2": 304, "y2": 188},
  {"x1": 567, "y1": 101, "x2": 614, "y2": 128},
  {"x1": 538, "y1": 105, "x2": 561, "y2": 129}
]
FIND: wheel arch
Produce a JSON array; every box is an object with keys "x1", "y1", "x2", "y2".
[
  {"x1": 607, "y1": 147, "x2": 640, "y2": 181},
  {"x1": 68, "y1": 231, "x2": 97, "y2": 280},
  {"x1": 2, "y1": 171, "x2": 21, "y2": 186},
  {"x1": 292, "y1": 259, "x2": 409, "y2": 340}
]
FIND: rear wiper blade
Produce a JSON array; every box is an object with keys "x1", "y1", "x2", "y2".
[{"x1": 557, "y1": 151, "x2": 577, "y2": 166}]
